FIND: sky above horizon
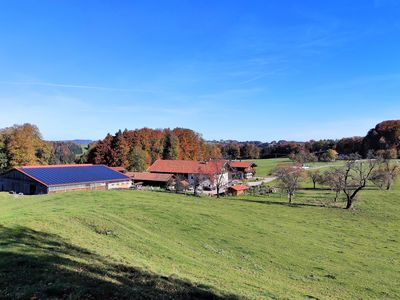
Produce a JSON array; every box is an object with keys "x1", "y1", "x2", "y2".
[{"x1": 0, "y1": 0, "x2": 399, "y2": 142}]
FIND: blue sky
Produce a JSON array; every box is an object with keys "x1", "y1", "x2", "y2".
[{"x1": 0, "y1": 0, "x2": 399, "y2": 141}]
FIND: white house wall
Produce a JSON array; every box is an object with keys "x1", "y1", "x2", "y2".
[{"x1": 188, "y1": 172, "x2": 229, "y2": 188}]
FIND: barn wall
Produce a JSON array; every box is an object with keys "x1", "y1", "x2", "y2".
[
  {"x1": 133, "y1": 180, "x2": 168, "y2": 187},
  {"x1": 107, "y1": 181, "x2": 132, "y2": 190},
  {"x1": 48, "y1": 182, "x2": 107, "y2": 193},
  {"x1": 0, "y1": 170, "x2": 47, "y2": 195},
  {"x1": 48, "y1": 180, "x2": 131, "y2": 193}
]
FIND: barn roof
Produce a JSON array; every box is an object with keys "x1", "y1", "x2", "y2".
[
  {"x1": 230, "y1": 161, "x2": 256, "y2": 168},
  {"x1": 126, "y1": 172, "x2": 174, "y2": 182},
  {"x1": 15, "y1": 164, "x2": 131, "y2": 187},
  {"x1": 147, "y1": 159, "x2": 227, "y2": 174}
]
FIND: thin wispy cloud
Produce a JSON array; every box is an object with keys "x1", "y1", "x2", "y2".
[
  {"x1": 240, "y1": 72, "x2": 273, "y2": 84},
  {"x1": 0, "y1": 81, "x2": 158, "y2": 94},
  {"x1": 239, "y1": 67, "x2": 288, "y2": 85}
]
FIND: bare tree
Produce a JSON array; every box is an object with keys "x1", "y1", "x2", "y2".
[
  {"x1": 207, "y1": 159, "x2": 230, "y2": 198},
  {"x1": 308, "y1": 169, "x2": 322, "y2": 189},
  {"x1": 342, "y1": 158, "x2": 380, "y2": 209},
  {"x1": 174, "y1": 175, "x2": 188, "y2": 194},
  {"x1": 273, "y1": 166, "x2": 305, "y2": 203},
  {"x1": 323, "y1": 168, "x2": 346, "y2": 202},
  {"x1": 289, "y1": 150, "x2": 317, "y2": 164},
  {"x1": 192, "y1": 167, "x2": 204, "y2": 196},
  {"x1": 371, "y1": 159, "x2": 399, "y2": 190}
]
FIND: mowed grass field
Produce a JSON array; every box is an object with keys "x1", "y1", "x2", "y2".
[
  {"x1": 1, "y1": 161, "x2": 399, "y2": 299},
  {"x1": 249, "y1": 158, "x2": 292, "y2": 176},
  {"x1": 250, "y1": 158, "x2": 346, "y2": 177}
]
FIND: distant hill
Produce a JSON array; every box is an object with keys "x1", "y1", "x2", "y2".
[{"x1": 57, "y1": 139, "x2": 93, "y2": 145}]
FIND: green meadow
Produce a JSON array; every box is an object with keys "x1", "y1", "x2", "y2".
[
  {"x1": 0, "y1": 160, "x2": 399, "y2": 299},
  {"x1": 249, "y1": 158, "x2": 292, "y2": 176}
]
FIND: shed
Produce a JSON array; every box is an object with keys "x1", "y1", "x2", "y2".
[{"x1": 228, "y1": 184, "x2": 249, "y2": 196}]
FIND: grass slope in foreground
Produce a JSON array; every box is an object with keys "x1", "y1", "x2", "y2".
[{"x1": 0, "y1": 183, "x2": 399, "y2": 299}]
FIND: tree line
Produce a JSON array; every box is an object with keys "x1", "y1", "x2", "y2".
[
  {"x1": 215, "y1": 120, "x2": 400, "y2": 160},
  {"x1": 0, "y1": 120, "x2": 399, "y2": 173},
  {"x1": 83, "y1": 128, "x2": 222, "y2": 171}
]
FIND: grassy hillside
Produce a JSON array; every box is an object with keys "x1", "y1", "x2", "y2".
[
  {"x1": 250, "y1": 158, "x2": 346, "y2": 177},
  {"x1": 1, "y1": 178, "x2": 399, "y2": 299},
  {"x1": 249, "y1": 158, "x2": 292, "y2": 176}
]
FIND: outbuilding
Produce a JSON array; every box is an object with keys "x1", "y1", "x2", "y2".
[
  {"x1": 228, "y1": 184, "x2": 249, "y2": 196},
  {"x1": 0, "y1": 164, "x2": 132, "y2": 195},
  {"x1": 127, "y1": 172, "x2": 175, "y2": 188}
]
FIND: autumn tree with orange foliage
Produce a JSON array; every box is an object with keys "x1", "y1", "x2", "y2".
[
  {"x1": 172, "y1": 128, "x2": 202, "y2": 160},
  {"x1": 1, "y1": 124, "x2": 51, "y2": 167}
]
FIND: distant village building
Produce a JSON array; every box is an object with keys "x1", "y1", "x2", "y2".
[
  {"x1": 127, "y1": 172, "x2": 175, "y2": 188},
  {"x1": 0, "y1": 164, "x2": 132, "y2": 195},
  {"x1": 147, "y1": 159, "x2": 230, "y2": 191},
  {"x1": 230, "y1": 161, "x2": 256, "y2": 179}
]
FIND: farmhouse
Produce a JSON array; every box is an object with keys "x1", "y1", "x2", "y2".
[
  {"x1": 147, "y1": 159, "x2": 230, "y2": 190},
  {"x1": 230, "y1": 161, "x2": 256, "y2": 179},
  {"x1": 127, "y1": 172, "x2": 175, "y2": 188},
  {"x1": 0, "y1": 164, "x2": 132, "y2": 195}
]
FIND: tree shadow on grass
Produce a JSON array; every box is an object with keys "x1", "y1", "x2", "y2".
[
  {"x1": 234, "y1": 197, "x2": 335, "y2": 208},
  {"x1": 0, "y1": 225, "x2": 240, "y2": 299},
  {"x1": 301, "y1": 187, "x2": 332, "y2": 191},
  {"x1": 237, "y1": 184, "x2": 354, "y2": 209}
]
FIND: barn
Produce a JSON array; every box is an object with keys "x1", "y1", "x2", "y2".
[{"x1": 0, "y1": 164, "x2": 132, "y2": 195}]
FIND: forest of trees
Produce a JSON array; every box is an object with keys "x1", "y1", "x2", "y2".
[
  {"x1": 49, "y1": 141, "x2": 84, "y2": 164},
  {"x1": 0, "y1": 120, "x2": 399, "y2": 173},
  {"x1": 252, "y1": 120, "x2": 400, "y2": 158},
  {"x1": 85, "y1": 128, "x2": 222, "y2": 171}
]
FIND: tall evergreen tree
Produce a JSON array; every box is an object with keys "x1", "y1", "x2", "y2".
[
  {"x1": 127, "y1": 146, "x2": 148, "y2": 171},
  {"x1": 112, "y1": 130, "x2": 129, "y2": 167},
  {"x1": 162, "y1": 131, "x2": 178, "y2": 160}
]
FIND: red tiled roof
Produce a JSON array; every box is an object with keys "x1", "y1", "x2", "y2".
[
  {"x1": 230, "y1": 161, "x2": 254, "y2": 168},
  {"x1": 148, "y1": 160, "x2": 226, "y2": 175},
  {"x1": 127, "y1": 172, "x2": 174, "y2": 182},
  {"x1": 110, "y1": 167, "x2": 126, "y2": 172},
  {"x1": 229, "y1": 184, "x2": 249, "y2": 191}
]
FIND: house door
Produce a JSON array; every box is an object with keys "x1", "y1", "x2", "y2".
[{"x1": 29, "y1": 184, "x2": 36, "y2": 195}]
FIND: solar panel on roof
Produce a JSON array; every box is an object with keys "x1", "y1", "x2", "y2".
[{"x1": 20, "y1": 165, "x2": 130, "y2": 186}]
